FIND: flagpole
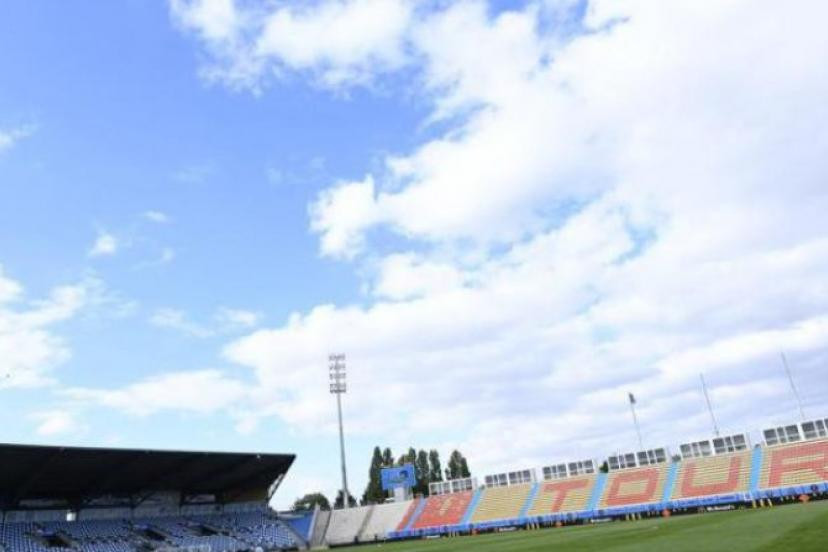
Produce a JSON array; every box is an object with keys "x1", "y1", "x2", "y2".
[{"x1": 628, "y1": 393, "x2": 644, "y2": 450}]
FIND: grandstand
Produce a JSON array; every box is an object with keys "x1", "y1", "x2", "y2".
[
  {"x1": 377, "y1": 417, "x2": 828, "y2": 543},
  {"x1": 409, "y1": 491, "x2": 473, "y2": 531},
  {"x1": 0, "y1": 444, "x2": 310, "y2": 552},
  {"x1": 671, "y1": 450, "x2": 752, "y2": 500},
  {"x1": 357, "y1": 500, "x2": 410, "y2": 542},
  {"x1": 526, "y1": 475, "x2": 596, "y2": 517},
  {"x1": 469, "y1": 484, "x2": 531, "y2": 525},
  {"x1": 322, "y1": 507, "x2": 369, "y2": 545},
  {"x1": 3, "y1": 418, "x2": 828, "y2": 550}
]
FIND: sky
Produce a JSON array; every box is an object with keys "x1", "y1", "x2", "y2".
[{"x1": 1, "y1": 0, "x2": 827, "y2": 510}]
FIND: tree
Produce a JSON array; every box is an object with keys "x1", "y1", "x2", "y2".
[
  {"x1": 447, "y1": 450, "x2": 471, "y2": 479},
  {"x1": 362, "y1": 446, "x2": 385, "y2": 505},
  {"x1": 415, "y1": 449, "x2": 431, "y2": 495},
  {"x1": 459, "y1": 455, "x2": 471, "y2": 478},
  {"x1": 397, "y1": 447, "x2": 416, "y2": 467},
  {"x1": 599, "y1": 460, "x2": 609, "y2": 474},
  {"x1": 334, "y1": 489, "x2": 357, "y2": 509},
  {"x1": 292, "y1": 493, "x2": 330, "y2": 511},
  {"x1": 382, "y1": 447, "x2": 394, "y2": 467},
  {"x1": 428, "y1": 450, "x2": 442, "y2": 483}
]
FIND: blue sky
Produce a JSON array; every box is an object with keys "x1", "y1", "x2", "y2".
[{"x1": 2, "y1": 0, "x2": 828, "y2": 508}]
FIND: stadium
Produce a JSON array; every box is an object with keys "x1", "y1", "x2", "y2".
[
  {"x1": 3, "y1": 0, "x2": 828, "y2": 551},
  {"x1": 1, "y1": 414, "x2": 827, "y2": 551}
]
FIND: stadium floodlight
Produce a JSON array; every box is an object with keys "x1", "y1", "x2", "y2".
[
  {"x1": 700, "y1": 373, "x2": 721, "y2": 437},
  {"x1": 329, "y1": 353, "x2": 351, "y2": 508},
  {"x1": 628, "y1": 392, "x2": 644, "y2": 451},
  {"x1": 780, "y1": 352, "x2": 806, "y2": 422}
]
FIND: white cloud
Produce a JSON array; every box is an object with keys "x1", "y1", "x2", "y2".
[
  {"x1": 168, "y1": 0, "x2": 413, "y2": 89},
  {"x1": 0, "y1": 269, "x2": 23, "y2": 304},
  {"x1": 31, "y1": 409, "x2": 85, "y2": 437},
  {"x1": 150, "y1": 308, "x2": 215, "y2": 338},
  {"x1": 169, "y1": 0, "x2": 239, "y2": 42},
  {"x1": 65, "y1": 370, "x2": 249, "y2": 417},
  {"x1": 373, "y1": 253, "x2": 465, "y2": 300},
  {"x1": 215, "y1": 307, "x2": 262, "y2": 329},
  {"x1": 309, "y1": 176, "x2": 381, "y2": 258},
  {"x1": 150, "y1": 306, "x2": 262, "y2": 338},
  {"x1": 88, "y1": 231, "x2": 119, "y2": 257},
  {"x1": 0, "y1": 267, "x2": 94, "y2": 389},
  {"x1": 0, "y1": 125, "x2": 35, "y2": 153},
  {"x1": 134, "y1": 247, "x2": 176, "y2": 270},
  {"x1": 142, "y1": 210, "x2": 171, "y2": 224},
  {"x1": 254, "y1": 0, "x2": 412, "y2": 87},
  {"x1": 148, "y1": 0, "x2": 828, "y2": 497}
]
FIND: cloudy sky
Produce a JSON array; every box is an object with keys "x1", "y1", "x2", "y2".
[{"x1": 1, "y1": 0, "x2": 827, "y2": 508}]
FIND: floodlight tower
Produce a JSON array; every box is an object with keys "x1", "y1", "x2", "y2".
[
  {"x1": 329, "y1": 354, "x2": 351, "y2": 508},
  {"x1": 780, "y1": 352, "x2": 806, "y2": 422}
]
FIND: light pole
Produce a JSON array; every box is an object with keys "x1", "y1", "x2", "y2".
[
  {"x1": 780, "y1": 353, "x2": 806, "y2": 422},
  {"x1": 700, "y1": 373, "x2": 720, "y2": 437},
  {"x1": 329, "y1": 354, "x2": 350, "y2": 509},
  {"x1": 628, "y1": 392, "x2": 644, "y2": 451}
]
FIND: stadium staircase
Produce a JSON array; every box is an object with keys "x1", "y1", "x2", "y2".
[
  {"x1": 277, "y1": 520, "x2": 308, "y2": 551},
  {"x1": 358, "y1": 500, "x2": 411, "y2": 542},
  {"x1": 459, "y1": 489, "x2": 483, "y2": 525},
  {"x1": 323, "y1": 506, "x2": 370, "y2": 545},
  {"x1": 354, "y1": 505, "x2": 374, "y2": 543},
  {"x1": 397, "y1": 498, "x2": 425, "y2": 532},
  {"x1": 308, "y1": 509, "x2": 330, "y2": 549}
]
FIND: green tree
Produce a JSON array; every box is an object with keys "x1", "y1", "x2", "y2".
[
  {"x1": 334, "y1": 489, "x2": 357, "y2": 509},
  {"x1": 459, "y1": 455, "x2": 471, "y2": 478},
  {"x1": 428, "y1": 450, "x2": 442, "y2": 483},
  {"x1": 362, "y1": 446, "x2": 385, "y2": 505},
  {"x1": 415, "y1": 449, "x2": 431, "y2": 495},
  {"x1": 398, "y1": 447, "x2": 416, "y2": 466},
  {"x1": 382, "y1": 447, "x2": 394, "y2": 467},
  {"x1": 447, "y1": 450, "x2": 471, "y2": 479},
  {"x1": 292, "y1": 492, "x2": 330, "y2": 511}
]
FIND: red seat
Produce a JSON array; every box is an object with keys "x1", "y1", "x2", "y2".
[{"x1": 412, "y1": 491, "x2": 473, "y2": 529}]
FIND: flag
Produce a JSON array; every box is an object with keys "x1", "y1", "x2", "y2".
[{"x1": 628, "y1": 392, "x2": 636, "y2": 405}]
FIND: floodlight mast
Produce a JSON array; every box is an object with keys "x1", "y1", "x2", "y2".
[
  {"x1": 700, "y1": 373, "x2": 720, "y2": 437},
  {"x1": 780, "y1": 352, "x2": 806, "y2": 422},
  {"x1": 329, "y1": 353, "x2": 350, "y2": 509}
]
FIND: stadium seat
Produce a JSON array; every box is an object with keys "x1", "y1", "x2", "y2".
[
  {"x1": 470, "y1": 484, "x2": 532, "y2": 523},
  {"x1": 760, "y1": 439, "x2": 828, "y2": 490},
  {"x1": 599, "y1": 465, "x2": 669, "y2": 508},
  {"x1": 0, "y1": 511, "x2": 303, "y2": 552},
  {"x1": 672, "y1": 450, "x2": 752, "y2": 500},
  {"x1": 411, "y1": 491, "x2": 473, "y2": 530},
  {"x1": 526, "y1": 476, "x2": 597, "y2": 516}
]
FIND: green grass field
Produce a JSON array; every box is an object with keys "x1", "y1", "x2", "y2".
[{"x1": 338, "y1": 501, "x2": 828, "y2": 551}]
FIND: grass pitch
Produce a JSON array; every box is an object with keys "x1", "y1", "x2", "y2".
[{"x1": 339, "y1": 501, "x2": 828, "y2": 551}]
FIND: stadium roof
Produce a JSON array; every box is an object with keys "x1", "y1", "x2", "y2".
[{"x1": 0, "y1": 443, "x2": 295, "y2": 509}]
